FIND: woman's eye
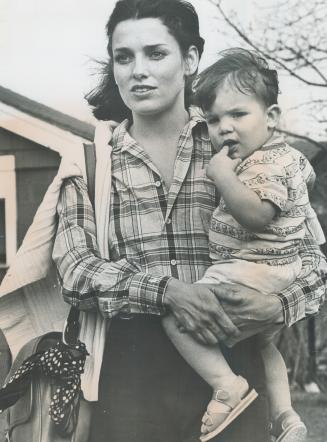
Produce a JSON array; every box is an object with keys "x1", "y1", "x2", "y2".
[
  {"x1": 114, "y1": 54, "x2": 132, "y2": 64},
  {"x1": 150, "y1": 51, "x2": 165, "y2": 60}
]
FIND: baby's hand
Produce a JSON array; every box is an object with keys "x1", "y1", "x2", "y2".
[{"x1": 206, "y1": 146, "x2": 241, "y2": 182}]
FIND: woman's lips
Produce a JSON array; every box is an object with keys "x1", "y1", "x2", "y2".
[{"x1": 131, "y1": 85, "x2": 156, "y2": 95}]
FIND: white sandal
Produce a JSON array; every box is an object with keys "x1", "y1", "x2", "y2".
[
  {"x1": 270, "y1": 409, "x2": 307, "y2": 442},
  {"x1": 200, "y1": 375, "x2": 258, "y2": 441}
]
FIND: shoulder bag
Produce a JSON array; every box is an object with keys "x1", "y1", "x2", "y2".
[{"x1": 0, "y1": 143, "x2": 97, "y2": 442}]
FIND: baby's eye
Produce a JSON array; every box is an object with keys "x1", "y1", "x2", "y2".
[
  {"x1": 114, "y1": 53, "x2": 132, "y2": 65},
  {"x1": 231, "y1": 112, "x2": 246, "y2": 119},
  {"x1": 206, "y1": 116, "x2": 219, "y2": 125}
]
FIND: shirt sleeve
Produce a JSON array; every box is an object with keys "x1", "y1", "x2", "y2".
[
  {"x1": 298, "y1": 152, "x2": 316, "y2": 192},
  {"x1": 52, "y1": 177, "x2": 170, "y2": 318},
  {"x1": 238, "y1": 160, "x2": 289, "y2": 211},
  {"x1": 276, "y1": 234, "x2": 327, "y2": 326}
]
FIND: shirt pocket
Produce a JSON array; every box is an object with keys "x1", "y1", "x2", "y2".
[{"x1": 111, "y1": 177, "x2": 164, "y2": 246}]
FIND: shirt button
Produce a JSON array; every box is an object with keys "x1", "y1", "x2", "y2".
[
  {"x1": 155, "y1": 180, "x2": 162, "y2": 187},
  {"x1": 166, "y1": 218, "x2": 172, "y2": 225},
  {"x1": 170, "y1": 259, "x2": 177, "y2": 266}
]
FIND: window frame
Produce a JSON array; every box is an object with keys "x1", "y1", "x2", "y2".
[{"x1": 0, "y1": 155, "x2": 17, "y2": 267}]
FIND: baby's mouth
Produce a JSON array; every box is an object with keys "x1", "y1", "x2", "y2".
[{"x1": 222, "y1": 140, "x2": 238, "y2": 155}]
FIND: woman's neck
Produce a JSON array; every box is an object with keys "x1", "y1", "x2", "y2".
[
  {"x1": 130, "y1": 107, "x2": 189, "y2": 144},
  {"x1": 129, "y1": 106, "x2": 189, "y2": 189}
]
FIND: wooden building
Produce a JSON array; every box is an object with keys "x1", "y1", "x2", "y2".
[{"x1": 0, "y1": 85, "x2": 94, "y2": 281}]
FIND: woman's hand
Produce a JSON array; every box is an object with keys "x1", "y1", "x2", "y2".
[
  {"x1": 164, "y1": 278, "x2": 284, "y2": 347},
  {"x1": 163, "y1": 278, "x2": 241, "y2": 345},
  {"x1": 211, "y1": 281, "x2": 284, "y2": 346}
]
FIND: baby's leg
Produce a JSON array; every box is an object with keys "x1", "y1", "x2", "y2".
[
  {"x1": 259, "y1": 333, "x2": 307, "y2": 440},
  {"x1": 258, "y1": 334, "x2": 291, "y2": 420},
  {"x1": 162, "y1": 314, "x2": 238, "y2": 390},
  {"x1": 162, "y1": 315, "x2": 257, "y2": 440}
]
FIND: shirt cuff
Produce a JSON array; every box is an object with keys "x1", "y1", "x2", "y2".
[
  {"x1": 275, "y1": 287, "x2": 306, "y2": 327},
  {"x1": 268, "y1": 294, "x2": 285, "y2": 325},
  {"x1": 273, "y1": 293, "x2": 288, "y2": 325},
  {"x1": 128, "y1": 273, "x2": 171, "y2": 315}
]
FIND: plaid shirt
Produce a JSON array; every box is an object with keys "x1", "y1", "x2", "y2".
[{"x1": 53, "y1": 113, "x2": 327, "y2": 327}]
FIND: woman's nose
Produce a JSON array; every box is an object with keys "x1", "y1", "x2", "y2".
[{"x1": 132, "y1": 55, "x2": 148, "y2": 79}]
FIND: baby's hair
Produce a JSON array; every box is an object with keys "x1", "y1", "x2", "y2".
[{"x1": 192, "y1": 48, "x2": 279, "y2": 111}]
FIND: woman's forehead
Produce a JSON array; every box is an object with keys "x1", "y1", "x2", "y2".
[{"x1": 112, "y1": 17, "x2": 178, "y2": 50}]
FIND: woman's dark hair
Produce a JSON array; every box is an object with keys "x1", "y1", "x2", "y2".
[
  {"x1": 192, "y1": 48, "x2": 279, "y2": 111},
  {"x1": 86, "y1": 0, "x2": 204, "y2": 121}
]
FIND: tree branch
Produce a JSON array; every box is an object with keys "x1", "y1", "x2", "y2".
[
  {"x1": 276, "y1": 128, "x2": 327, "y2": 152},
  {"x1": 287, "y1": 99, "x2": 327, "y2": 111},
  {"x1": 211, "y1": 0, "x2": 327, "y2": 87}
]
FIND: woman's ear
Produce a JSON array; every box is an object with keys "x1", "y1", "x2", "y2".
[
  {"x1": 184, "y1": 45, "x2": 199, "y2": 77},
  {"x1": 266, "y1": 104, "x2": 281, "y2": 130}
]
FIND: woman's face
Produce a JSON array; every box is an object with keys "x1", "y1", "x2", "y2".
[{"x1": 112, "y1": 18, "x2": 197, "y2": 118}]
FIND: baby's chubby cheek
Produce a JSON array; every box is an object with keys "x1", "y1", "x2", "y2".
[{"x1": 208, "y1": 132, "x2": 221, "y2": 152}]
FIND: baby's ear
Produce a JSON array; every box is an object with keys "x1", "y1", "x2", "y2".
[{"x1": 266, "y1": 105, "x2": 281, "y2": 130}]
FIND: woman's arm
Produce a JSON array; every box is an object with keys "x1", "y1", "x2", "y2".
[
  {"x1": 53, "y1": 177, "x2": 170, "y2": 317},
  {"x1": 53, "y1": 176, "x2": 241, "y2": 345},
  {"x1": 211, "y1": 234, "x2": 327, "y2": 345},
  {"x1": 277, "y1": 234, "x2": 327, "y2": 326}
]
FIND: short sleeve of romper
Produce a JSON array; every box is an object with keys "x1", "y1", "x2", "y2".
[{"x1": 236, "y1": 148, "x2": 289, "y2": 211}]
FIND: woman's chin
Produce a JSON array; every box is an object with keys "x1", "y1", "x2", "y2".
[
  {"x1": 129, "y1": 101, "x2": 159, "y2": 116},
  {"x1": 132, "y1": 104, "x2": 179, "y2": 119}
]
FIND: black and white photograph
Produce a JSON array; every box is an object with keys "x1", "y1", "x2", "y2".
[{"x1": 0, "y1": 1, "x2": 326, "y2": 441}]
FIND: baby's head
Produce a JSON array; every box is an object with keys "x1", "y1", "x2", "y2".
[{"x1": 193, "y1": 48, "x2": 281, "y2": 159}]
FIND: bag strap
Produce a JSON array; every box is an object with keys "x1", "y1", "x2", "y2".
[
  {"x1": 63, "y1": 143, "x2": 97, "y2": 346},
  {"x1": 83, "y1": 143, "x2": 97, "y2": 209}
]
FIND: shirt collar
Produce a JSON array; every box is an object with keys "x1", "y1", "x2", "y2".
[
  {"x1": 111, "y1": 106, "x2": 206, "y2": 154},
  {"x1": 262, "y1": 134, "x2": 285, "y2": 149}
]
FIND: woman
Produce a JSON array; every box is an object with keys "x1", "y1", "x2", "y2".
[{"x1": 53, "y1": 1, "x2": 326, "y2": 441}]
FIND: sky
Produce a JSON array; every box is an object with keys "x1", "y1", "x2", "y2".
[{"x1": 0, "y1": 0, "x2": 322, "y2": 137}]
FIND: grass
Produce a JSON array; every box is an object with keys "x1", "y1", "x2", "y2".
[{"x1": 293, "y1": 392, "x2": 327, "y2": 442}]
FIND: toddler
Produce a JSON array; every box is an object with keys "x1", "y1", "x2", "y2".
[{"x1": 162, "y1": 48, "x2": 325, "y2": 441}]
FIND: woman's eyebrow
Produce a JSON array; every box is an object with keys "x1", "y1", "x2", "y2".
[
  {"x1": 145, "y1": 44, "x2": 168, "y2": 49},
  {"x1": 114, "y1": 43, "x2": 168, "y2": 52},
  {"x1": 113, "y1": 47, "x2": 132, "y2": 53}
]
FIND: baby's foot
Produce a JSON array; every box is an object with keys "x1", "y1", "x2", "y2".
[
  {"x1": 270, "y1": 409, "x2": 307, "y2": 442},
  {"x1": 200, "y1": 375, "x2": 257, "y2": 441}
]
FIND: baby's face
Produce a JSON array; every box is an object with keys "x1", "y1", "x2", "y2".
[{"x1": 204, "y1": 82, "x2": 274, "y2": 160}]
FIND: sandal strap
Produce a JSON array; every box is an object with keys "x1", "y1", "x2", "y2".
[
  {"x1": 212, "y1": 376, "x2": 249, "y2": 409},
  {"x1": 270, "y1": 409, "x2": 302, "y2": 437}
]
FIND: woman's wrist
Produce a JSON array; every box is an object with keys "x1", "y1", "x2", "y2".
[
  {"x1": 269, "y1": 294, "x2": 285, "y2": 325},
  {"x1": 163, "y1": 278, "x2": 187, "y2": 311}
]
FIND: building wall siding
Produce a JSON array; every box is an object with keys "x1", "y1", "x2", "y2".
[{"x1": 0, "y1": 128, "x2": 60, "y2": 249}]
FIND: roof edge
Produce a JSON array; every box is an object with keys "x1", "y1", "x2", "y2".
[{"x1": 0, "y1": 85, "x2": 94, "y2": 141}]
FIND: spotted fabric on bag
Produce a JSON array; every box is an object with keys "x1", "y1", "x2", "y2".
[{"x1": 0, "y1": 340, "x2": 88, "y2": 425}]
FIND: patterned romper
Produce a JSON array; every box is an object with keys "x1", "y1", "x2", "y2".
[{"x1": 200, "y1": 139, "x2": 325, "y2": 334}]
